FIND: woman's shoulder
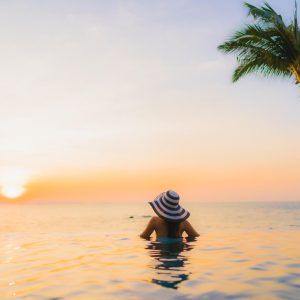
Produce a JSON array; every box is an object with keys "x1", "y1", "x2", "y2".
[
  {"x1": 150, "y1": 216, "x2": 167, "y2": 226},
  {"x1": 150, "y1": 216, "x2": 163, "y2": 222},
  {"x1": 179, "y1": 219, "x2": 191, "y2": 228}
]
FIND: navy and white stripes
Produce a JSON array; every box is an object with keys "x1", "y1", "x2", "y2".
[{"x1": 149, "y1": 190, "x2": 190, "y2": 222}]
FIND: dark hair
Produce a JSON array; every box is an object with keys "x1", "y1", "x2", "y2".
[{"x1": 166, "y1": 221, "x2": 181, "y2": 238}]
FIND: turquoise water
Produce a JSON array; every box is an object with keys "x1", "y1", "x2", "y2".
[{"x1": 1, "y1": 202, "x2": 300, "y2": 299}]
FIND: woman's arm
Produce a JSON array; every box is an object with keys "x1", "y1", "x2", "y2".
[
  {"x1": 183, "y1": 220, "x2": 200, "y2": 237},
  {"x1": 139, "y1": 217, "x2": 156, "y2": 239}
]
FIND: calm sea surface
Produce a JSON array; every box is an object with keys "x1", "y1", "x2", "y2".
[{"x1": 1, "y1": 202, "x2": 300, "y2": 300}]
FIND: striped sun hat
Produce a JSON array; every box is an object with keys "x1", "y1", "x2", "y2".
[{"x1": 149, "y1": 190, "x2": 190, "y2": 222}]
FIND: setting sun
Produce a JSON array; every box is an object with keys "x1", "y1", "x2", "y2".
[
  {"x1": 0, "y1": 167, "x2": 30, "y2": 199},
  {"x1": 1, "y1": 185, "x2": 26, "y2": 199}
]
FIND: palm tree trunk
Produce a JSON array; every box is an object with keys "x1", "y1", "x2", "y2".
[{"x1": 289, "y1": 66, "x2": 300, "y2": 84}]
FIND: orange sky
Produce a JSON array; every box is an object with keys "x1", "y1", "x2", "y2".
[{"x1": 1, "y1": 160, "x2": 300, "y2": 203}]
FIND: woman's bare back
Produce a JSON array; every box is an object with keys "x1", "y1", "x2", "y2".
[{"x1": 140, "y1": 216, "x2": 200, "y2": 239}]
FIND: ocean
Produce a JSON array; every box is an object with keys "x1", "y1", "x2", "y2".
[{"x1": 1, "y1": 202, "x2": 300, "y2": 299}]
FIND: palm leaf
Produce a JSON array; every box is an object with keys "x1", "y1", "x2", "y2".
[{"x1": 244, "y1": 2, "x2": 285, "y2": 27}]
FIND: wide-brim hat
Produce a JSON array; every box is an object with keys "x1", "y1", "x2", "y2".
[{"x1": 149, "y1": 190, "x2": 190, "y2": 222}]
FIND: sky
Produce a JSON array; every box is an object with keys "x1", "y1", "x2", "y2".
[{"x1": 0, "y1": 0, "x2": 300, "y2": 202}]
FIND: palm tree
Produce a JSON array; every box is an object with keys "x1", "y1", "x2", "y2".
[{"x1": 218, "y1": 1, "x2": 300, "y2": 84}]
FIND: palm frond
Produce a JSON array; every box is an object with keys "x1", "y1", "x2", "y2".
[
  {"x1": 244, "y1": 2, "x2": 285, "y2": 27},
  {"x1": 233, "y1": 59, "x2": 292, "y2": 82},
  {"x1": 218, "y1": 25, "x2": 285, "y2": 56}
]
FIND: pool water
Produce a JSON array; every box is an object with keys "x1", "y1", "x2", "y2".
[{"x1": 1, "y1": 202, "x2": 300, "y2": 299}]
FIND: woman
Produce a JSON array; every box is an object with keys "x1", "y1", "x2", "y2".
[{"x1": 140, "y1": 190, "x2": 199, "y2": 239}]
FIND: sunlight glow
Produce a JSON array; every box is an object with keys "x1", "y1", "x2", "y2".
[
  {"x1": 0, "y1": 168, "x2": 30, "y2": 199},
  {"x1": 1, "y1": 186, "x2": 26, "y2": 199}
]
